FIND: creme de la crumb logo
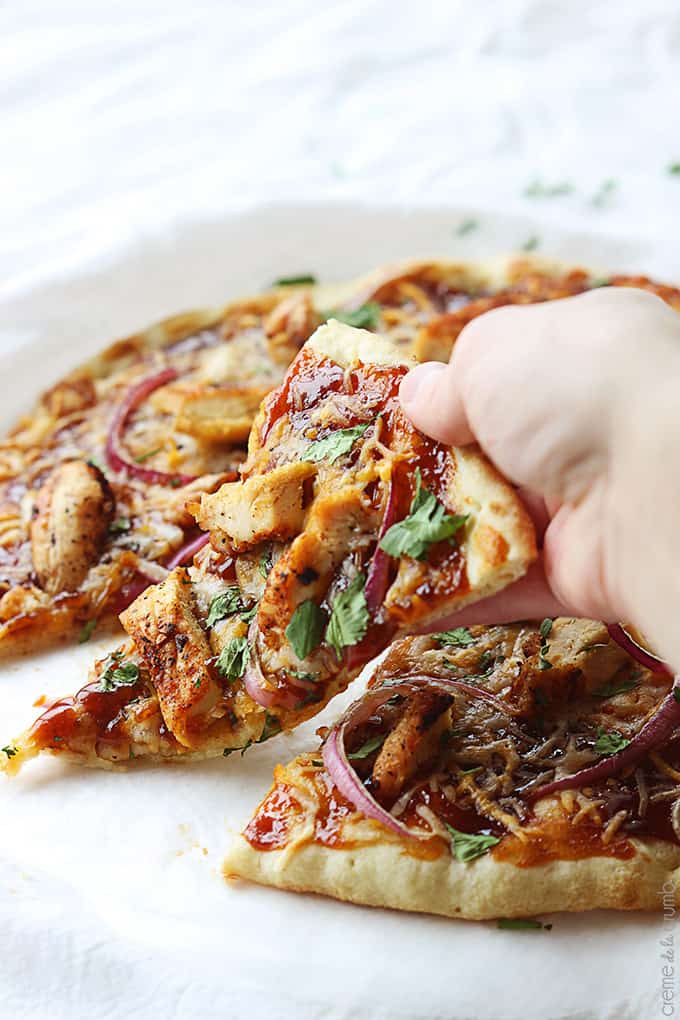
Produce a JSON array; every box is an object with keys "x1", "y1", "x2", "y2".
[{"x1": 661, "y1": 881, "x2": 676, "y2": 1016}]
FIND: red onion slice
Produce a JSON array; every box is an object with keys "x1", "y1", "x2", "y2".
[
  {"x1": 165, "y1": 532, "x2": 209, "y2": 570},
  {"x1": 530, "y1": 678, "x2": 680, "y2": 800},
  {"x1": 242, "y1": 619, "x2": 301, "y2": 710},
  {"x1": 607, "y1": 623, "x2": 671, "y2": 675},
  {"x1": 322, "y1": 676, "x2": 512, "y2": 838},
  {"x1": 106, "y1": 368, "x2": 198, "y2": 486},
  {"x1": 364, "y1": 481, "x2": 398, "y2": 616}
]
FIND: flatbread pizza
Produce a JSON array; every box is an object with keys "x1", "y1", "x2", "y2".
[
  {"x1": 1, "y1": 320, "x2": 536, "y2": 771},
  {"x1": 224, "y1": 620, "x2": 680, "y2": 918},
  {"x1": 2, "y1": 255, "x2": 677, "y2": 656}
]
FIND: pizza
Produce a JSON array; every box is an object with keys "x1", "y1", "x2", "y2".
[
  {"x1": 2, "y1": 255, "x2": 677, "y2": 656},
  {"x1": 1, "y1": 319, "x2": 536, "y2": 772},
  {"x1": 224, "y1": 619, "x2": 680, "y2": 918}
]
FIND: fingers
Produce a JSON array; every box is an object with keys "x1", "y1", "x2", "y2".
[
  {"x1": 399, "y1": 361, "x2": 475, "y2": 446},
  {"x1": 414, "y1": 561, "x2": 572, "y2": 633}
]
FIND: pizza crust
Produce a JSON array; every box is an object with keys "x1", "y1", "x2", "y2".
[{"x1": 224, "y1": 831, "x2": 680, "y2": 919}]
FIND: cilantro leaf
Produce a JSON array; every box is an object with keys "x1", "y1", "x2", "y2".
[
  {"x1": 521, "y1": 235, "x2": 540, "y2": 252},
  {"x1": 302, "y1": 424, "x2": 369, "y2": 464},
  {"x1": 206, "y1": 587, "x2": 248, "y2": 628},
  {"x1": 134, "y1": 447, "x2": 162, "y2": 464},
  {"x1": 285, "y1": 600, "x2": 326, "y2": 660},
  {"x1": 325, "y1": 574, "x2": 369, "y2": 659},
  {"x1": 539, "y1": 618, "x2": 553, "y2": 642},
  {"x1": 496, "y1": 918, "x2": 548, "y2": 931},
  {"x1": 348, "y1": 734, "x2": 386, "y2": 760},
  {"x1": 380, "y1": 470, "x2": 468, "y2": 560},
  {"x1": 258, "y1": 713, "x2": 282, "y2": 743},
  {"x1": 434, "y1": 627, "x2": 475, "y2": 648},
  {"x1": 593, "y1": 679, "x2": 639, "y2": 699},
  {"x1": 79, "y1": 619, "x2": 97, "y2": 644},
  {"x1": 445, "y1": 824, "x2": 501, "y2": 863},
  {"x1": 323, "y1": 303, "x2": 381, "y2": 330},
  {"x1": 524, "y1": 179, "x2": 573, "y2": 199},
  {"x1": 594, "y1": 727, "x2": 630, "y2": 756},
  {"x1": 272, "y1": 273, "x2": 317, "y2": 286},
  {"x1": 100, "y1": 656, "x2": 140, "y2": 692},
  {"x1": 2, "y1": 745, "x2": 17, "y2": 759},
  {"x1": 216, "y1": 637, "x2": 250, "y2": 680},
  {"x1": 669, "y1": 163, "x2": 680, "y2": 176}
]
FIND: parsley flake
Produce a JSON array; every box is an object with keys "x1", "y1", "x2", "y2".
[
  {"x1": 216, "y1": 637, "x2": 250, "y2": 680},
  {"x1": 206, "y1": 587, "x2": 249, "y2": 628},
  {"x1": 348, "y1": 734, "x2": 386, "y2": 760},
  {"x1": 258, "y1": 713, "x2": 282, "y2": 743},
  {"x1": 259, "y1": 544, "x2": 273, "y2": 578},
  {"x1": 669, "y1": 163, "x2": 680, "y2": 176},
  {"x1": 2, "y1": 745, "x2": 17, "y2": 759},
  {"x1": 303, "y1": 424, "x2": 369, "y2": 464},
  {"x1": 325, "y1": 574, "x2": 369, "y2": 659},
  {"x1": 109, "y1": 518, "x2": 131, "y2": 535},
  {"x1": 521, "y1": 235, "x2": 540, "y2": 252},
  {"x1": 286, "y1": 600, "x2": 326, "y2": 660},
  {"x1": 323, "y1": 303, "x2": 381, "y2": 330},
  {"x1": 434, "y1": 627, "x2": 475, "y2": 648},
  {"x1": 445, "y1": 824, "x2": 501, "y2": 863},
  {"x1": 594, "y1": 727, "x2": 630, "y2": 756},
  {"x1": 380, "y1": 469, "x2": 468, "y2": 560},
  {"x1": 134, "y1": 447, "x2": 162, "y2": 463},
  {"x1": 497, "y1": 918, "x2": 548, "y2": 931},
  {"x1": 455, "y1": 217, "x2": 479, "y2": 237}
]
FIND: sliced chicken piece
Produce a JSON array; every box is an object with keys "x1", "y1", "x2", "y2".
[
  {"x1": 370, "y1": 689, "x2": 453, "y2": 804},
  {"x1": 174, "y1": 383, "x2": 273, "y2": 443},
  {"x1": 195, "y1": 461, "x2": 317, "y2": 553},
  {"x1": 256, "y1": 487, "x2": 378, "y2": 674},
  {"x1": 120, "y1": 568, "x2": 221, "y2": 747},
  {"x1": 30, "y1": 461, "x2": 115, "y2": 594}
]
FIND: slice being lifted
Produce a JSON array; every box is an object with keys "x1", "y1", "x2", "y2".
[
  {"x1": 225, "y1": 620, "x2": 680, "y2": 919},
  {"x1": 2, "y1": 321, "x2": 535, "y2": 772}
]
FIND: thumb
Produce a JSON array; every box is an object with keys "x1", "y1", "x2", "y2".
[{"x1": 400, "y1": 361, "x2": 475, "y2": 446}]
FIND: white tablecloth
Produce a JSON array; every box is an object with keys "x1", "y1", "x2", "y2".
[{"x1": 2, "y1": 5, "x2": 680, "y2": 1020}]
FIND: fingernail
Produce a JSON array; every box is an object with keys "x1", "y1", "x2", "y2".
[{"x1": 399, "y1": 362, "x2": 445, "y2": 408}]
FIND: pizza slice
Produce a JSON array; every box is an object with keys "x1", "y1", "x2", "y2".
[
  {"x1": 1, "y1": 320, "x2": 536, "y2": 772},
  {"x1": 224, "y1": 619, "x2": 680, "y2": 918}
]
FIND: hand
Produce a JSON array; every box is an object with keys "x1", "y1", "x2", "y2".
[{"x1": 400, "y1": 287, "x2": 680, "y2": 668}]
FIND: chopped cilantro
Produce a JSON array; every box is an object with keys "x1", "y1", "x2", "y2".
[
  {"x1": 78, "y1": 619, "x2": 97, "y2": 644},
  {"x1": 258, "y1": 713, "x2": 282, "y2": 743},
  {"x1": 521, "y1": 235, "x2": 540, "y2": 252},
  {"x1": 669, "y1": 163, "x2": 680, "y2": 176},
  {"x1": 193, "y1": 678, "x2": 202, "y2": 689},
  {"x1": 445, "y1": 824, "x2": 501, "y2": 863},
  {"x1": 239, "y1": 604, "x2": 258, "y2": 624},
  {"x1": 674, "y1": 687, "x2": 680, "y2": 705},
  {"x1": 434, "y1": 627, "x2": 475, "y2": 648},
  {"x1": 285, "y1": 600, "x2": 326, "y2": 660},
  {"x1": 538, "y1": 618, "x2": 553, "y2": 670},
  {"x1": 285, "y1": 668, "x2": 320, "y2": 683},
  {"x1": 259, "y1": 544, "x2": 273, "y2": 578},
  {"x1": 455, "y1": 217, "x2": 479, "y2": 236},
  {"x1": 100, "y1": 656, "x2": 140, "y2": 692},
  {"x1": 323, "y1": 303, "x2": 381, "y2": 330},
  {"x1": 594, "y1": 727, "x2": 630, "y2": 756},
  {"x1": 348, "y1": 734, "x2": 386, "y2": 760},
  {"x1": 303, "y1": 423, "x2": 370, "y2": 465},
  {"x1": 2, "y1": 745, "x2": 17, "y2": 759},
  {"x1": 311, "y1": 759, "x2": 323, "y2": 767},
  {"x1": 460, "y1": 765, "x2": 482, "y2": 775},
  {"x1": 109, "y1": 518, "x2": 131, "y2": 535},
  {"x1": 380, "y1": 469, "x2": 468, "y2": 560},
  {"x1": 216, "y1": 637, "x2": 250, "y2": 680},
  {"x1": 497, "y1": 918, "x2": 548, "y2": 931},
  {"x1": 272, "y1": 273, "x2": 317, "y2": 286},
  {"x1": 524, "y1": 179, "x2": 573, "y2": 198},
  {"x1": 325, "y1": 574, "x2": 369, "y2": 659},
  {"x1": 591, "y1": 177, "x2": 618, "y2": 207},
  {"x1": 593, "y1": 679, "x2": 639, "y2": 699},
  {"x1": 206, "y1": 587, "x2": 248, "y2": 628},
  {"x1": 539, "y1": 618, "x2": 553, "y2": 642},
  {"x1": 134, "y1": 447, "x2": 162, "y2": 463}
]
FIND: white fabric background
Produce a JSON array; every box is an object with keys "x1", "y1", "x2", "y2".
[{"x1": 2, "y1": 3, "x2": 680, "y2": 1020}]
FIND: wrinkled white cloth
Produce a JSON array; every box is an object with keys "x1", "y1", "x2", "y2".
[{"x1": 1, "y1": 4, "x2": 680, "y2": 1020}]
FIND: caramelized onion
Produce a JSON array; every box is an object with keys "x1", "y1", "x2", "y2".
[
  {"x1": 530, "y1": 680, "x2": 680, "y2": 800},
  {"x1": 106, "y1": 369, "x2": 198, "y2": 486},
  {"x1": 607, "y1": 623, "x2": 671, "y2": 675},
  {"x1": 322, "y1": 676, "x2": 511, "y2": 838}
]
